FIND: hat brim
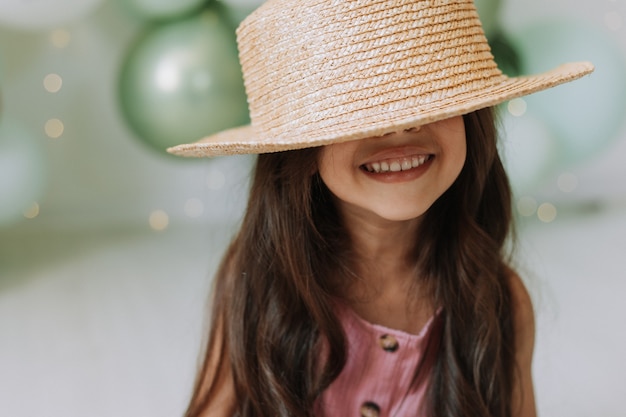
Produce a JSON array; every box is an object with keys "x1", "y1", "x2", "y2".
[{"x1": 168, "y1": 62, "x2": 594, "y2": 158}]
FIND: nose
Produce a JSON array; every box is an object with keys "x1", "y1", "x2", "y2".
[
  {"x1": 402, "y1": 126, "x2": 421, "y2": 134},
  {"x1": 379, "y1": 125, "x2": 421, "y2": 138}
]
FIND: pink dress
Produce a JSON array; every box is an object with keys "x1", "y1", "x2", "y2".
[{"x1": 317, "y1": 303, "x2": 441, "y2": 417}]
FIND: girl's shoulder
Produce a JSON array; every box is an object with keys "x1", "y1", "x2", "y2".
[
  {"x1": 506, "y1": 272, "x2": 538, "y2": 417},
  {"x1": 506, "y1": 269, "x2": 535, "y2": 339}
]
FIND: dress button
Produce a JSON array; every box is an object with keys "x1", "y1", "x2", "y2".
[
  {"x1": 360, "y1": 401, "x2": 381, "y2": 417},
  {"x1": 379, "y1": 334, "x2": 399, "y2": 352}
]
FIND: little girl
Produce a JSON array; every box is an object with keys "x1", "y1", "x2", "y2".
[{"x1": 168, "y1": 1, "x2": 593, "y2": 416}]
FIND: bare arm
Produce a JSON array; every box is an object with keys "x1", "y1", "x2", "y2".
[
  {"x1": 191, "y1": 243, "x2": 239, "y2": 417},
  {"x1": 191, "y1": 315, "x2": 237, "y2": 417},
  {"x1": 509, "y1": 273, "x2": 538, "y2": 417}
]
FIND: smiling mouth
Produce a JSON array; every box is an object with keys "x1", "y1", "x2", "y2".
[{"x1": 361, "y1": 155, "x2": 433, "y2": 173}]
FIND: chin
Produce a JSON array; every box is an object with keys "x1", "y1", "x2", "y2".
[{"x1": 373, "y1": 208, "x2": 428, "y2": 223}]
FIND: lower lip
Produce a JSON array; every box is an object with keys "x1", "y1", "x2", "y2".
[{"x1": 360, "y1": 158, "x2": 433, "y2": 183}]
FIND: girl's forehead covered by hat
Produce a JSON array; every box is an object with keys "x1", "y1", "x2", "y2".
[{"x1": 167, "y1": 0, "x2": 593, "y2": 157}]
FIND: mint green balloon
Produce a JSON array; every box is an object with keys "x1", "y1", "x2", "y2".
[
  {"x1": 119, "y1": 5, "x2": 248, "y2": 154},
  {"x1": 474, "y1": 0, "x2": 502, "y2": 38},
  {"x1": 121, "y1": 0, "x2": 208, "y2": 20},
  {"x1": 0, "y1": 121, "x2": 46, "y2": 226},
  {"x1": 511, "y1": 20, "x2": 626, "y2": 166}
]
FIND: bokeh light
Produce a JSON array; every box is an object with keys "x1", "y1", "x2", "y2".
[
  {"x1": 43, "y1": 73, "x2": 63, "y2": 93},
  {"x1": 44, "y1": 118, "x2": 64, "y2": 138},
  {"x1": 49, "y1": 29, "x2": 71, "y2": 49},
  {"x1": 537, "y1": 203, "x2": 558, "y2": 223},
  {"x1": 149, "y1": 210, "x2": 169, "y2": 231},
  {"x1": 507, "y1": 98, "x2": 527, "y2": 117},
  {"x1": 23, "y1": 202, "x2": 40, "y2": 219}
]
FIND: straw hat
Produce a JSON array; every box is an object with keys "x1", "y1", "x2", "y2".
[{"x1": 168, "y1": 0, "x2": 593, "y2": 157}]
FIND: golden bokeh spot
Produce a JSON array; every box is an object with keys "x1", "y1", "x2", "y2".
[
  {"x1": 507, "y1": 98, "x2": 527, "y2": 117},
  {"x1": 45, "y1": 118, "x2": 65, "y2": 138},
  {"x1": 23, "y1": 203, "x2": 40, "y2": 219},
  {"x1": 49, "y1": 29, "x2": 71, "y2": 49},
  {"x1": 44, "y1": 73, "x2": 63, "y2": 93},
  {"x1": 149, "y1": 210, "x2": 169, "y2": 231},
  {"x1": 537, "y1": 203, "x2": 557, "y2": 223}
]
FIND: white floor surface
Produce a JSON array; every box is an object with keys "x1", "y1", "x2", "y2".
[{"x1": 1, "y1": 206, "x2": 625, "y2": 417}]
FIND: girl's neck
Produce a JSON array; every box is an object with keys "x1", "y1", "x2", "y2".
[
  {"x1": 341, "y1": 205, "x2": 420, "y2": 282},
  {"x1": 336, "y1": 208, "x2": 434, "y2": 334}
]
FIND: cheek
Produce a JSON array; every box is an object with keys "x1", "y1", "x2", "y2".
[
  {"x1": 441, "y1": 119, "x2": 467, "y2": 176},
  {"x1": 317, "y1": 149, "x2": 336, "y2": 187},
  {"x1": 452, "y1": 140, "x2": 467, "y2": 174},
  {"x1": 317, "y1": 143, "x2": 356, "y2": 185}
]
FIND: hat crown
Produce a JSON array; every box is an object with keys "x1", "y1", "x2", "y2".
[{"x1": 236, "y1": 0, "x2": 504, "y2": 137}]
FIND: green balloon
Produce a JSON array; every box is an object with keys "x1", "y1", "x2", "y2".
[
  {"x1": 474, "y1": 0, "x2": 502, "y2": 38},
  {"x1": 511, "y1": 19, "x2": 626, "y2": 166},
  {"x1": 120, "y1": 0, "x2": 208, "y2": 20},
  {"x1": 487, "y1": 30, "x2": 522, "y2": 77},
  {"x1": 0, "y1": 121, "x2": 46, "y2": 226},
  {"x1": 119, "y1": 5, "x2": 248, "y2": 154}
]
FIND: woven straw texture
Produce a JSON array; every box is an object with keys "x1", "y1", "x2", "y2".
[{"x1": 168, "y1": 0, "x2": 594, "y2": 157}]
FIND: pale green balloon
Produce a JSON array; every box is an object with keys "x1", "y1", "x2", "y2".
[
  {"x1": 222, "y1": 0, "x2": 264, "y2": 24},
  {"x1": 474, "y1": 0, "x2": 502, "y2": 37},
  {"x1": 499, "y1": 111, "x2": 559, "y2": 194},
  {"x1": 511, "y1": 20, "x2": 626, "y2": 167},
  {"x1": 119, "y1": 5, "x2": 248, "y2": 154},
  {"x1": 0, "y1": 121, "x2": 46, "y2": 226},
  {"x1": 0, "y1": 0, "x2": 103, "y2": 31},
  {"x1": 120, "y1": 0, "x2": 208, "y2": 20}
]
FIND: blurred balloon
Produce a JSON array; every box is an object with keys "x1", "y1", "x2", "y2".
[
  {"x1": 222, "y1": 0, "x2": 265, "y2": 22},
  {"x1": 0, "y1": 121, "x2": 46, "y2": 226},
  {"x1": 511, "y1": 19, "x2": 626, "y2": 167},
  {"x1": 120, "y1": 0, "x2": 208, "y2": 21},
  {"x1": 499, "y1": 110, "x2": 559, "y2": 195},
  {"x1": 0, "y1": 0, "x2": 104, "y2": 31},
  {"x1": 488, "y1": 30, "x2": 522, "y2": 77},
  {"x1": 474, "y1": 0, "x2": 502, "y2": 38},
  {"x1": 119, "y1": 4, "x2": 248, "y2": 155},
  {"x1": 222, "y1": 0, "x2": 264, "y2": 8}
]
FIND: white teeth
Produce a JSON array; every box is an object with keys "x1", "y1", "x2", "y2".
[{"x1": 364, "y1": 155, "x2": 430, "y2": 173}]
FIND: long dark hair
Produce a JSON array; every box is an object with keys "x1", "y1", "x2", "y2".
[{"x1": 186, "y1": 107, "x2": 516, "y2": 417}]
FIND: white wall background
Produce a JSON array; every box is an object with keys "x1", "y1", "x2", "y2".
[{"x1": 1, "y1": 0, "x2": 625, "y2": 416}]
